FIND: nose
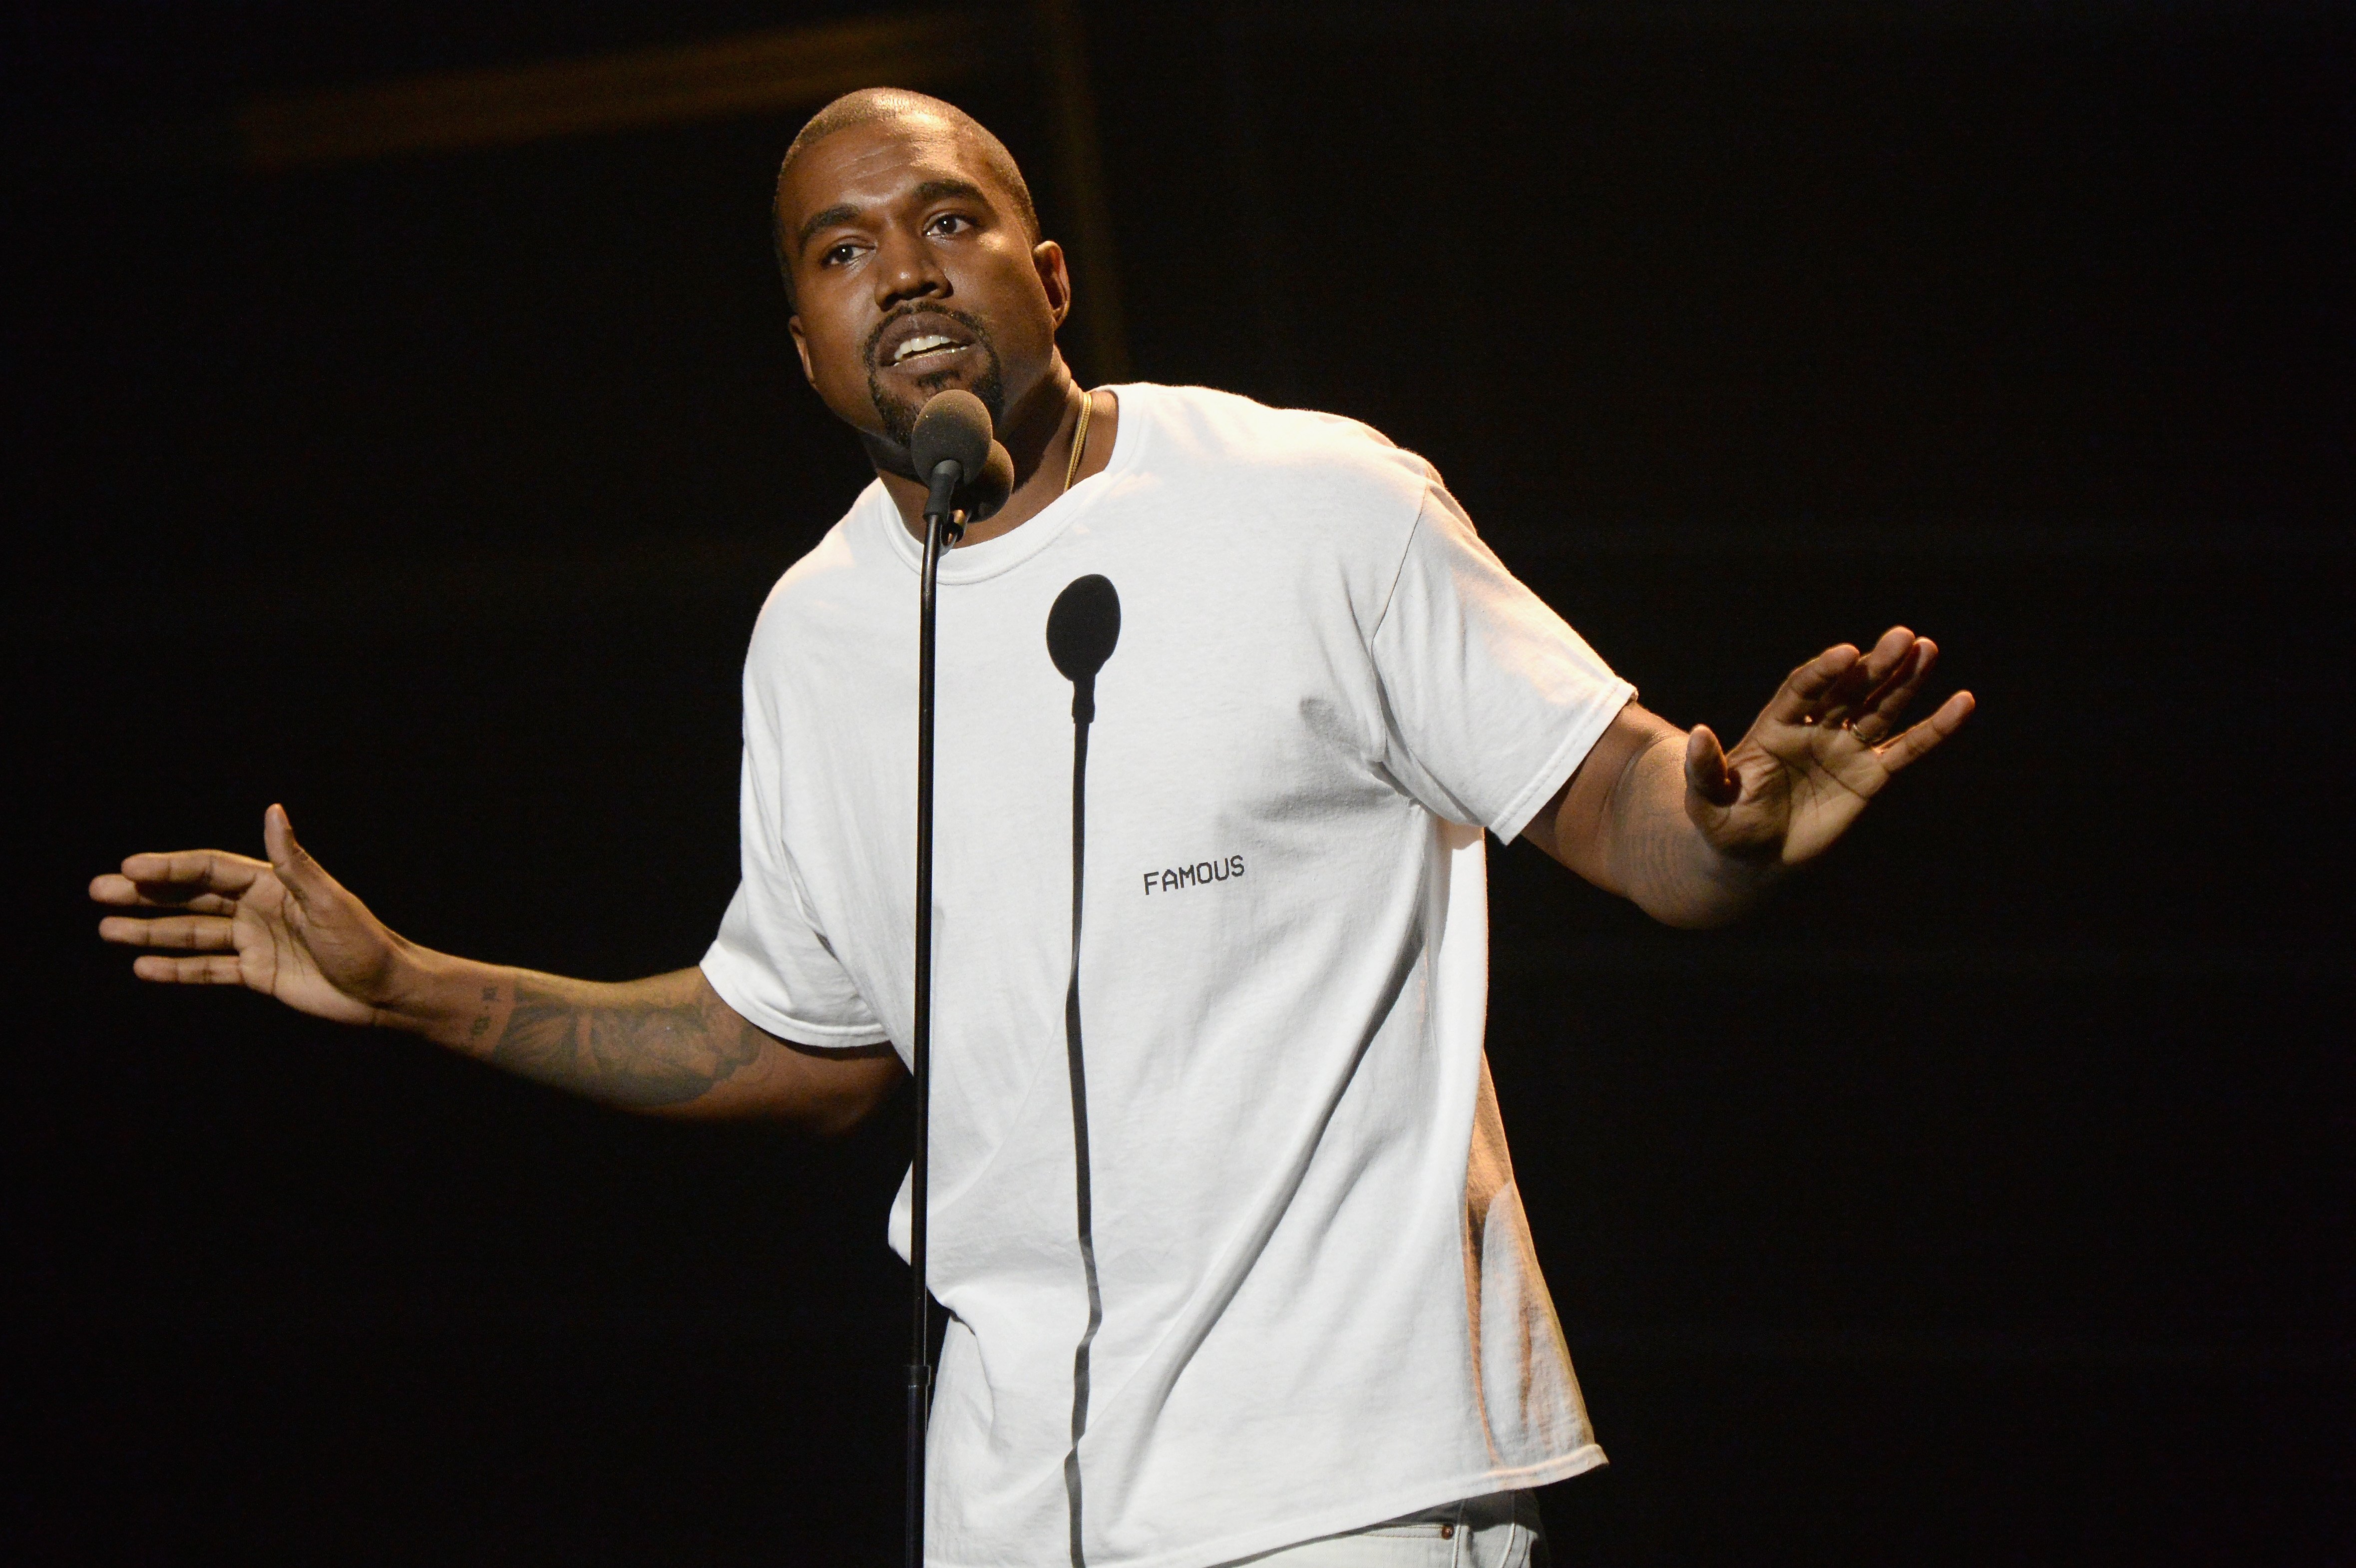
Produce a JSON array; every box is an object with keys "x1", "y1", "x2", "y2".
[{"x1": 872, "y1": 223, "x2": 948, "y2": 311}]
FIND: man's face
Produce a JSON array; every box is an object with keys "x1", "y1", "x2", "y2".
[{"x1": 778, "y1": 117, "x2": 1068, "y2": 475}]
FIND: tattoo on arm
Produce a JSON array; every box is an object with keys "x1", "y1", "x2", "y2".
[
  {"x1": 466, "y1": 984, "x2": 500, "y2": 1045},
  {"x1": 485, "y1": 973, "x2": 766, "y2": 1110}
]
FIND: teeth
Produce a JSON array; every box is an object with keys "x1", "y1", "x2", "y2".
[{"x1": 893, "y1": 334, "x2": 957, "y2": 364}]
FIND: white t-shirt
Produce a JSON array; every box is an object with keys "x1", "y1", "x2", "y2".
[{"x1": 702, "y1": 384, "x2": 1631, "y2": 1568}]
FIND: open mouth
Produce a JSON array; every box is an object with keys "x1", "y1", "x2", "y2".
[
  {"x1": 889, "y1": 333, "x2": 968, "y2": 367},
  {"x1": 864, "y1": 308, "x2": 1005, "y2": 453},
  {"x1": 874, "y1": 312, "x2": 982, "y2": 374}
]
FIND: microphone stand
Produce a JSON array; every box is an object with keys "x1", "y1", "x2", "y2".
[{"x1": 908, "y1": 479, "x2": 965, "y2": 1568}]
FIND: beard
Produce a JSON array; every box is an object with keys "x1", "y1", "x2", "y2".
[{"x1": 863, "y1": 305, "x2": 1009, "y2": 478}]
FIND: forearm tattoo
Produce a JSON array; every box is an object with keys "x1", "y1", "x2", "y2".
[{"x1": 486, "y1": 975, "x2": 764, "y2": 1109}]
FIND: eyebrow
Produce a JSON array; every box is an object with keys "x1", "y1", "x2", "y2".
[
  {"x1": 794, "y1": 203, "x2": 859, "y2": 255},
  {"x1": 793, "y1": 178, "x2": 997, "y2": 256}
]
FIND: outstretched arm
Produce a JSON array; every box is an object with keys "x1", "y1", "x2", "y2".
[
  {"x1": 91, "y1": 805, "x2": 901, "y2": 1132},
  {"x1": 1523, "y1": 626, "x2": 1974, "y2": 927}
]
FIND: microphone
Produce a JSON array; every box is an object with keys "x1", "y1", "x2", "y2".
[
  {"x1": 966, "y1": 440, "x2": 1016, "y2": 524},
  {"x1": 911, "y1": 390, "x2": 995, "y2": 525},
  {"x1": 901, "y1": 388, "x2": 1016, "y2": 1568}
]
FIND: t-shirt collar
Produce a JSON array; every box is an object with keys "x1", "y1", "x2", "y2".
[{"x1": 869, "y1": 383, "x2": 1146, "y2": 584}]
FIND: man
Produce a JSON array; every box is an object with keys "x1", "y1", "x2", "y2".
[{"x1": 92, "y1": 90, "x2": 1971, "y2": 1567}]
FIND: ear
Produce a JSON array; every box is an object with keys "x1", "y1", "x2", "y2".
[
  {"x1": 1032, "y1": 240, "x2": 1073, "y2": 330},
  {"x1": 787, "y1": 316, "x2": 816, "y2": 386}
]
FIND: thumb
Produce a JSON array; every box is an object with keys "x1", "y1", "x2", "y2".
[
  {"x1": 1684, "y1": 725, "x2": 1739, "y2": 807},
  {"x1": 263, "y1": 803, "x2": 330, "y2": 907}
]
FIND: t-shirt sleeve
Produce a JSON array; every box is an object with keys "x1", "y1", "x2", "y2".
[
  {"x1": 1368, "y1": 480, "x2": 1636, "y2": 841},
  {"x1": 700, "y1": 714, "x2": 893, "y2": 1051}
]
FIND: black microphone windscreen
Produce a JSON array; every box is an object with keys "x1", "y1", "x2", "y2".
[
  {"x1": 910, "y1": 390, "x2": 993, "y2": 483},
  {"x1": 1047, "y1": 574, "x2": 1122, "y2": 684},
  {"x1": 965, "y1": 442, "x2": 1015, "y2": 523}
]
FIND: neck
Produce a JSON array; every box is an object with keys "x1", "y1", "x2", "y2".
[{"x1": 875, "y1": 356, "x2": 1106, "y2": 548}]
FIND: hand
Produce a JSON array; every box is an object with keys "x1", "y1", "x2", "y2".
[
  {"x1": 90, "y1": 805, "x2": 409, "y2": 1026},
  {"x1": 1684, "y1": 627, "x2": 1974, "y2": 867}
]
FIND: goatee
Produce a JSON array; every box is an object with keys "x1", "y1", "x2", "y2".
[{"x1": 864, "y1": 307, "x2": 1008, "y2": 478}]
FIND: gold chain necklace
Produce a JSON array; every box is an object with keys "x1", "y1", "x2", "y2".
[{"x1": 1061, "y1": 387, "x2": 1095, "y2": 494}]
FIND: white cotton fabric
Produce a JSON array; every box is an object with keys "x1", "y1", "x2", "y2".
[{"x1": 702, "y1": 385, "x2": 1630, "y2": 1568}]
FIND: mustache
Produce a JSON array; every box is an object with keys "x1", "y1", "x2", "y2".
[
  {"x1": 862, "y1": 304, "x2": 1007, "y2": 477},
  {"x1": 863, "y1": 303, "x2": 995, "y2": 370}
]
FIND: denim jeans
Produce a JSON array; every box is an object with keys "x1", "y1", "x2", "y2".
[{"x1": 1223, "y1": 1491, "x2": 1547, "y2": 1567}]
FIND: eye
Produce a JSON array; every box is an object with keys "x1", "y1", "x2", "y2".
[
  {"x1": 926, "y1": 212, "x2": 975, "y2": 238},
  {"x1": 819, "y1": 240, "x2": 863, "y2": 268}
]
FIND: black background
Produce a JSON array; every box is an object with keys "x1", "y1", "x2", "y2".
[{"x1": 7, "y1": 2, "x2": 2349, "y2": 1563}]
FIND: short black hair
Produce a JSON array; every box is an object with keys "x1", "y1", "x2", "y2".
[{"x1": 771, "y1": 89, "x2": 1041, "y2": 307}]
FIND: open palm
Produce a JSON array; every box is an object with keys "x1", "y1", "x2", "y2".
[
  {"x1": 90, "y1": 805, "x2": 404, "y2": 1025},
  {"x1": 1685, "y1": 627, "x2": 1975, "y2": 866}
]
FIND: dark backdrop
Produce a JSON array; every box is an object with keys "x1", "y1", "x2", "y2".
[{"x1": 8, "y1": 2, "x2": 2349, "y2": 1564}]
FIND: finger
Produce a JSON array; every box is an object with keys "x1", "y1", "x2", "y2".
[
  {"x1": 1811, "y1": 662, "x2": 1878, "y2": 729},
  {"x1": 1818, "y1": 627, "x2": 1917, "y2": 728},
  {"x1": 130, "y1": 953, "x2": 247, "y2": 984},
  {"x1": 1765, "y1": 644, "x2": 1861, "y2": 725},
  {"x1": 111, "y1": 849, "x2": 267, "y2": 899},
  {"x1": 1849, "y1": 637, "x2": 1939, "y2": 746},
  {"x1": 1683, "y1": 724, "x2": 1740, "y2": 806},
  {"x1": 1877, "y1": 689, "x2": 1976, "y2": 775},
  {"x1": 88, "y1": 874, "x2": 238, "y2": 913},
  {"x1": 264, "y1": 803, "x2": 332, "y2": 913},
  {"x1": 1863, "y1": 625, "x2": 1916, "y2": 682},
  {"x1": 98, "y1": 913, "x2": 237, "y2": 950}
]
